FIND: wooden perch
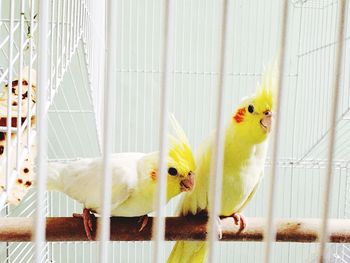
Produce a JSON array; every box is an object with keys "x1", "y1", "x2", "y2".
[{"x1": 0, "y1": 217, "x2": 349, "y2": 242}]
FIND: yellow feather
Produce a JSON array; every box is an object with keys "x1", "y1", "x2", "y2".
[
  {"x1": 167, "y1": 64, "x2": 276, "y2": 262},
  {"x1": 254, "y1": 65, "x2": 277, "y2": 113},
  {"x1": 168, "y1": 114, "x2": 196, "y2": 174},
  {"x1": 168, "y1": 241, "x2": 206, "y2": 263}
]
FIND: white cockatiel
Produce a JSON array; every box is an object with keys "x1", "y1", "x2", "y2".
[
  {"x1": 0, "y1": 68, "x2": 37, "y2": 205},
  {"x1": 47, "y1": 115, "x2": 196, "y2": 240}
]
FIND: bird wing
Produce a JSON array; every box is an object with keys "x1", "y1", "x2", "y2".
[
  {"x1": 48, "y1": 152, "x2": 145, "y2": 214},
  {"x1": 236, "y1": 172, "x2": 262, "y2": 213}
]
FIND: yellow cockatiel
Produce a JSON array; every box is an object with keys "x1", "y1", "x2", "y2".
[
  {"x1": 168, "y1": 69, "x2": 276, "y2": 262},
  {"x1": 47, "y1": 115, "x2": 196, "y2": 240}
]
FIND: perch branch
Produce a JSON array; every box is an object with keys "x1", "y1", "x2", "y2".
[{"x1": 0, "y1": 217, "x2": 349, "y2": 242}]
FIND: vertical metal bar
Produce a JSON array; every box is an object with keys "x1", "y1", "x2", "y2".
[
  {"x1": 16, "y1": 0, "x2": 25, "y2": 170},
  {"x1": 67, "y1": 0, "x2": 71, "y2": 60},
  {"x1": 83, "y1": 1, "x2": 87, "y2": 42},
  {"x1": 87, "y1": 3, "x2": 91, "y2": 73},
  {"x1": 70, "y1": 0, "x2": 75, "y2": 53},
  {"x1": 65, "y1": 0, "x2": 70, "y2": 68},
  {"x1": 98, "y1": 0, "x2": 112, "y2": 261},
  {"x1": 318, "y1": 1, "x2": 347, "y2": 262},
  {"x1": 69, "y1": 0, "x2": 74, "y2": 58},
  {"x1": 5, "y1": 0, "x2": 15, "y2": 193},
  {"x1": 85, "y1": 0, "x2": 88, "y2": 42},
  {"x1": 263, "y1": 1, "x2": 289, "y2": 262},
  {"x1": 77, "y1": 1, "x2": 82, "y2": 38},
  {"x1": 152, "y1": 0, "x2": 173, "y2": 262},
  {"x1": 49, "y1": 0, "x2": 55, "y2": 99},
  {"x1": 82, "y1": 1, "x2": 86, "y2": 42},
  {"x1": 207, "y1": 0, "x2": 229, "y2": 261},
  {"x1": 81, "y1": 0, "x2": 84, "y2": 37},
  {"x1": 72, "y1": 0, "x2": 76, "y2": 51},
  {"x1": 79, "y1": 0, "x2": 82, "y2": 40},
  {"x1": 34, "y1": 0, "x2": 49, "y2": 261},
  {"x1": 70, "y1": 0, "x2": 74, "y2": 56},
  {"x1": 82, "y1": 0, "x2": 86, "y2": 37},
  {"x1": 60, "y1": 0, "x2": 66, "y2": 75},
  {"x1": 27, "y1": 0, "x2": 35, "y2": 149},
  {"x1": 55, "y1": 0, "x2": 61, "y2": 88},
  {"x1": 74, "y1": 0, "x2": 78, "y2": 47}
]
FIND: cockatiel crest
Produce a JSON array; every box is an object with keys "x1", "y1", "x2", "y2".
[
  {"x1": 168, "y1": 114, "x2": 196, "y2": 177},
  {"x1": 254, "y1": 65, "x2": 276, "y2": 111},
  {"x1": 232, "y1": 67, "x2": 276, "y2": 144}
]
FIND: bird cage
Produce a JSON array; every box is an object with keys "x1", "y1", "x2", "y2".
[{"x1": 0, "y1": 0, "x2": 349, "y2": 262}]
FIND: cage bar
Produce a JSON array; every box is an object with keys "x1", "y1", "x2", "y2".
[
  {"x1": 207, "y1": 0, "x2": 229, "y2": 262},
  {"x1": 97, "y1": 0, "x2": 113, "y2": 261},
  {"x1": 318, "y1": 0, "x2": 348, "y2": 262},
  {"x1": 27, "y1": 0, "x2": 35, "y2": 150},
  {"x1": 5, "y1": 0, "x2": 15, "y2": 194},
  {"x1": 151, "y1": 0, "x2": 173, "y2": 262},
  {"x1": 16, "y1": 0, "x2": 25, "y2": 171},
  {"x1": 263, "y1": 1, "x2": 290, "y2": 263},
  {"x1": 34, "y1": 0, "x2": 50, "y2": 261}
]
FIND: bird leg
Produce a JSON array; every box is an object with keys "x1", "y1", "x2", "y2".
[
  {"x1": 73, "y1": 208, "x2": 96, "y2": 240},
  {"x1": 138, "y1": 215, "x2": 149, "y2": 232},
  {"x1": 219, "y1": 213, "x2": 247, "y2": 233},
  {"x1": 230, "y1": 213, "x2": 247, "y2": 233}
]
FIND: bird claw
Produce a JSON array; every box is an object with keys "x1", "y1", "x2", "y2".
[
  {"x1": 138, "y1": 215, "x2": 149, "y2": 232},
  {"x1": 231, "y1": 213, "x2": 246, "y2": 233},
  {"x1": 73, "y1": 208, "x2": 96, "y2": 240}
]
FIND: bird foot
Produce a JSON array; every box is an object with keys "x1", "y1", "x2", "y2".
[
  {"x1": 230, "y1": 213, "x2": 246, "y2": 233},
  {"x1": 73, "y1": 208, "x2": 96, "y2": 240},
  {"x1": 138, "y1": 215, "x2": 149, "y2": 232}
]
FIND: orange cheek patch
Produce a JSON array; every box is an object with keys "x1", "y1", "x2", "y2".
[
  {"x1": 150, "y1": 169, "x2": 157, "y2": 181},
  {"x1": 233, "y1": 107, "x2": 246, "y2": 123}
]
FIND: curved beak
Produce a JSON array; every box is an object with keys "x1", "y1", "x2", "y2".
[
  {"x1": 180, "y1": 172, "x2": 194, "y2": 192},
  {"x1": 260, "y1": 110, "x2": 272, "y2": 133}
]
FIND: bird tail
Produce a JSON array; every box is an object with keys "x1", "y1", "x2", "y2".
[
  {"x1": 167, "y1": 241, "x2": 207, "y2": 263},
  {"x1": 167, "y1": 182, "x2": 209, "y2": 263}
]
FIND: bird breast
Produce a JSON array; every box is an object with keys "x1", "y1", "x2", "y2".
[{"x1": 220, "y1": 144, "x2": 267, "y2": 216}]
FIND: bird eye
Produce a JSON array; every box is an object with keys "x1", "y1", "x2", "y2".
[
  {"x1": 248, "y1": 104, "x2": 254, "y2": 113},
  {"x1": 168, "y1": 167, "x2": 178, "y2": 176}
]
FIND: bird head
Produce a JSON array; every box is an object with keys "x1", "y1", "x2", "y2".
[
  {"x1": 166, "y1": 115, "x2": 196, "y2": 199},
  {"x1": 147, "y1": 115, "x2": 196, "y2": 200},
  {"x1": 166, "y1": 145, "x2": 195, "y2": 196},
  {"x1": 232, "y1": 68, "x2": 275, "y2": 145}
]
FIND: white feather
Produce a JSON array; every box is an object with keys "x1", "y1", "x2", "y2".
[{"x1": 47, "y1": 152, "x2": 158, "y2": 216}]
